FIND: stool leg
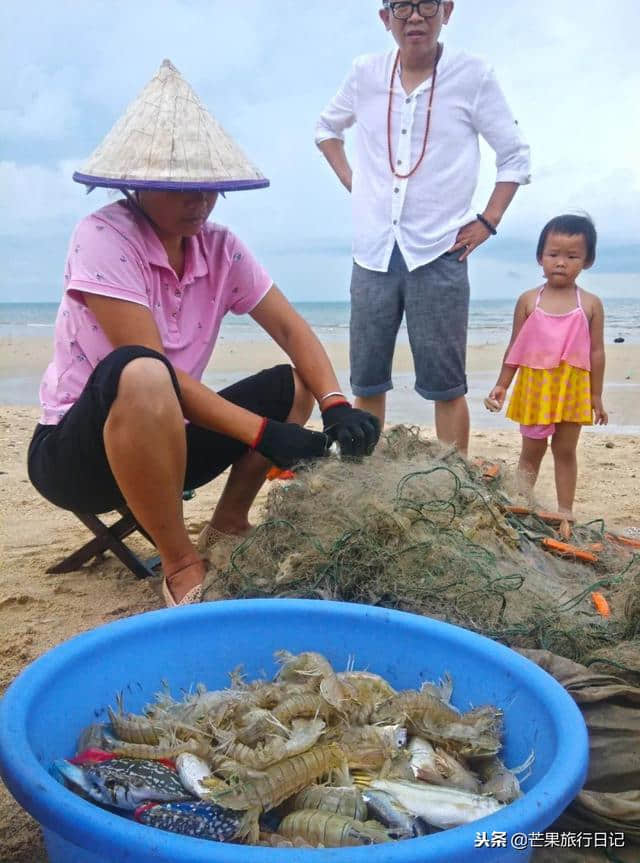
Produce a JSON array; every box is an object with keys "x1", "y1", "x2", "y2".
[{"x1": 46, "y1": 512, "x2": 157, "y2": 579}]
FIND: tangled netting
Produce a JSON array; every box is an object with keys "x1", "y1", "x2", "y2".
[{"x1": 202, "y1": 426, "x2": 640, "y2": 679}]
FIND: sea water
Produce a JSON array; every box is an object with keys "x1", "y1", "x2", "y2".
[{"x1": 2, "y1": 298, "x2": 639, "y2": 344}]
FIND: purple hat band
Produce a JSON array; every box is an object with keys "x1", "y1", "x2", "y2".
[{"x1": 72, "y1": 172, "x2": 270, "y2": 192}]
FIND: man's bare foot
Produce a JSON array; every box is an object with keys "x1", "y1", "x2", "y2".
[{"x1": 164, "y1": 556, "x2": 206, "y2": 604}]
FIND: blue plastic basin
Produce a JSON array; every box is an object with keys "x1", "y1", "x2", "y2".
[{"x1": 0, "y1": 599, "x2": 587, "y2": 862}]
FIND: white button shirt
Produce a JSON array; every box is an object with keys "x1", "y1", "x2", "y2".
[{"x1": 315, "y1": 47, "x2": 531, "y2": 273}]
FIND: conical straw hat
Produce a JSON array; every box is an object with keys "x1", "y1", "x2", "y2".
[{"x1": 73, "y1": 59, "x2": 268, "y2": 192}]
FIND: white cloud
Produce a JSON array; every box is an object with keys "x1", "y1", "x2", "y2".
[
  {"x1": 0, "y1": 65, "x2": 80, "y2": 142},
  {"x1": 0, "y1": 160, "x2": 106, "y2": 234}
]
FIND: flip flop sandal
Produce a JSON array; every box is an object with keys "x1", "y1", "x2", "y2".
[
  {"x1": 161, "y1": 578, "x2": 203, "y2": 607},
  {"x1": 196, "y1": 524, "x2": 251, "y2": 554},
  {"x1": 161, "y1": 559, "x2": 206, "y2": 607}
]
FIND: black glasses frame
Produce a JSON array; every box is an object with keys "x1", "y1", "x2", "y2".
[{"x1": 388, "y1": 1, "x2": 441, "y2": 20}]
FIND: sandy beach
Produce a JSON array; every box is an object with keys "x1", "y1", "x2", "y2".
[{"x1": 1, "y1": 335, "x2": 639, "y2": 861}]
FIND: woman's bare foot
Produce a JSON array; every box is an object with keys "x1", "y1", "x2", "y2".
[{"x1": 163, "y1": 554, "x2": 206, "y2": 604}]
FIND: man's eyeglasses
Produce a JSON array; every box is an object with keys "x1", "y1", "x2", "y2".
[{"x1": 387, "y1": 1, "x2": 441, "y2": 20}]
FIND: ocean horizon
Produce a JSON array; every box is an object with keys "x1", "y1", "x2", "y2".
[{"x1": 2, "y1": 298, "x2": 640, "y2": 346}]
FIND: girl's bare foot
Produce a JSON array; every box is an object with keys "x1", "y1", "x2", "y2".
[
  {"x1": 557, "y1": 508, "x2": 574, "y2": 521},
  {"x1": 558, "y1": 519, "x2": 572, "y2": 541}
]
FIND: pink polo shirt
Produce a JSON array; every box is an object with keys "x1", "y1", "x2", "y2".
[{"x1": 39, "y1": 200, "x2": 273, "y2": 424}]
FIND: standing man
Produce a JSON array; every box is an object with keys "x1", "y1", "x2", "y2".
[{"x1": 315, "y1": 0, "x2": 531, "y2": 454}]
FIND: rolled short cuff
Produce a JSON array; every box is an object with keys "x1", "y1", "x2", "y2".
[
  {"x1": 495, "y1": 170, "x2": 532, "y2": 185},
  {"x1": 314, "y1": 129, "x2": 345, "y2": 146},
  {"x1": 350, "y1": 379, "x2": 393, "y2": 398},
  {"x1": 415, "y1": 381, "x2": 468, "y2": 402}
]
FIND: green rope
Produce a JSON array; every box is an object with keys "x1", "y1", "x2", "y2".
[{"x1": 583, "y1": 517, "x2": 606, "y2": 538}]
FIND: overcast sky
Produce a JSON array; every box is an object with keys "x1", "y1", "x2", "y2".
[{"x1": 1, "y1": 0, "x2": 639, "y2": 302}]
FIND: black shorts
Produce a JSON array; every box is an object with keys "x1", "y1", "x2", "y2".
[{"x1": 28, "y1": 345, "x2": 295, "y2": 514}]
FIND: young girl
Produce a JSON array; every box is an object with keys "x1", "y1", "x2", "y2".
[{"x1": 486, "y1": 214, "x2": 608, "y2": 518}]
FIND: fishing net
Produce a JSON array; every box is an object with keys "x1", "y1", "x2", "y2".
[{"x1": 201, "y1": 426, "x2": 640, "y2": 674}]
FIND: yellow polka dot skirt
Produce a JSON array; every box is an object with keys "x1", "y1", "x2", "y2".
[{"x1": 506, "y1": 361, "x2": 592, "y2": 426}]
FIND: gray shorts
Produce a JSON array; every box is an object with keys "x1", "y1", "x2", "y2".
[{"x1": 350, "y1": 245, "x2": 470, "y2": 402}]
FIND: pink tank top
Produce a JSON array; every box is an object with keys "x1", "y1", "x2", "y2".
[{"x1": 505, "y1": 286, "x2": 591, "y2": 371}]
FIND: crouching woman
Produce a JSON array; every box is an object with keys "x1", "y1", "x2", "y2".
[{"x1": 28, "y1": 61, "x2": 379, "y2": 606}]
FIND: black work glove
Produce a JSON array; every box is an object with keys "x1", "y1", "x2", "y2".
[
  {"x1": 321, "y1": 402, "x2": 381, "y2": 457},
  {"x1": 254, "y1": 419, "x2": 329, "y2": 469}
]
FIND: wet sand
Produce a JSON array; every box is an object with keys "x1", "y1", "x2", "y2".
[{"x1": 2, "y1": 336, "x2": 640, "y2": 433}]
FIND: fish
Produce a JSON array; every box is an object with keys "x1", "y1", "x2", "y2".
[
  {"x1": 176, "y1": 752, "x2": 213, "y2": 798},
  {"x1": 51, "y1": 757, "x2": 191, "y2": 810},
  {"x1": 369, "y1": 778, "x2": 504, "y2": 830},
  {"x1": 135, "y1": 800, "x2": 246, "y2": 842},
  {"x1": 361, "y1": 789, "x2": 431, "y2": 838}
]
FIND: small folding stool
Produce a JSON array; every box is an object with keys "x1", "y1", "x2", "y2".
[{"x1": 46, "y1": 491, "x2": 195, "y2": 580}]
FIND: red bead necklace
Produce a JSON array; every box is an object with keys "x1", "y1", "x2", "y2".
[{"x1": 387, "y1": 43, "x2": 442, "y2": 179}]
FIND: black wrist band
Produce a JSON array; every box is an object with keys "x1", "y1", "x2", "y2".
[{"x1": 476, "y1": 213, "x2": 497, "y2": 235}]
